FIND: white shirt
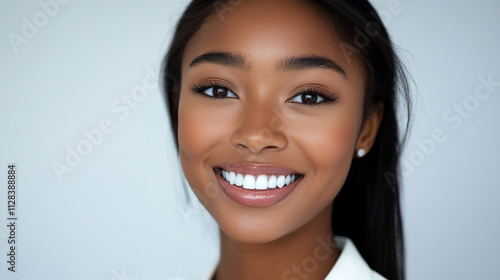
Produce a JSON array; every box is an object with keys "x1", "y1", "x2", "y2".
[{"x1": 202, "y1": 236, "x2": 386, "y2": 280}]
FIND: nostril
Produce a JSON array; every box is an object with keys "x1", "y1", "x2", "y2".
[
  {"x1": 242, "y1": 134, "x2": 280, "y2": 151},
  {"x1": 230, "y1": 124, "x2": 287, "y2": 153},
  {"x1": 236, "y1": 142, "x2": 279, "y2": 154}
]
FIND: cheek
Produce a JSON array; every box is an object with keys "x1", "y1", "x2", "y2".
[
  {"x1": 177, "y1": 92, "x2": 237, "y2": 200},
  {"x1": 178, "y1": 95, "x2": 226, "y2": 161},
  {"x1": 296, "y1": 113, "x2": 359, "y2": 171},
  {"x1": 178, "y1": 115, "x2": 204, "y2": 161},
  {"x1": 314, "y1": 123, "x2": 356, "y2": 168},
  {"x1": 177, "y1": 94, "x2": 214, "y2": 187},
  {"x1": 290, "y1": 111, "x2": 361, "y2": 205}
]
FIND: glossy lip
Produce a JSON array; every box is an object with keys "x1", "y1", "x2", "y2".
[{"x1": 214, "y1": 164, "x2": 303, "y2": 207}]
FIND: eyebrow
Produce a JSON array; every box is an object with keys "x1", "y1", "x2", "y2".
[
  {"x1": 190, "y1": 52, "x2": 347, "y2": 79},
  {"x1": 190, "y1": 52, "x2": 248, "y2": 70},
  {"x1": 277, "y1": 56, "x2": 347, "y2": 79}
]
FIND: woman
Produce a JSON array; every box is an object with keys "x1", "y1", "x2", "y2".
[{"x1": 162, "y1": 0, "x2": 410, "y2": 279}]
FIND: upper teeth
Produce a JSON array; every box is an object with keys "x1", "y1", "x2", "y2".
[{"x1": 221, "y1": 170, "x2": 298, "y2": 190}]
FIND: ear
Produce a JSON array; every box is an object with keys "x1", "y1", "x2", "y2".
[{"x1": 355, "y1": 102, "x2": 384, "y2": 157}]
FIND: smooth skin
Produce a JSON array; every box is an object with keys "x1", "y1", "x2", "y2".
[{"x1": 177, "y1": 0, "x2": 383, "y2": 279}]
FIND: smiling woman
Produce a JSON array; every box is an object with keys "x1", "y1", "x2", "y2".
[{"x1": 162, "y1": 0, "x2": 410, "y2": 279}]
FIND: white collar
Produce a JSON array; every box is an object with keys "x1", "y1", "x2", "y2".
[
  {"x1": 324, "y1": 236, "x2": 386, "y2": 279},
  {"x1": 203, "y1": 236, "x2": 386, "y2": 280}
]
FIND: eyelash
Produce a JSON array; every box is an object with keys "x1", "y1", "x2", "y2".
[
  {"x1": 191, "y1": 81, "x2": 238, "y2": 98},
  {"x1": 287, "y1": 86, "x2": 339, "y2": 107},
  {"x1": 191, "y1": 82, "x2": 338, "y2": 107}
]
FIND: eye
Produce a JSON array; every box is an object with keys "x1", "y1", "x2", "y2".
[
  {"x1": 287, "y1": 86, "x2": 338, "y2": 107},
  {"x1": 289, "y1": 92, "x2": 326, "y2": 104},
  {"x1": 194, "y1": 84, "x2": 238, "y2": 98}
]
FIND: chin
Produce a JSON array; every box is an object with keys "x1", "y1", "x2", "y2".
[
  {"x1": 205, "y1": 197, "x2": 321, "y2": 245},
  {"x1": 216, "y1": 213, "x2": 293, "y2": 244}
]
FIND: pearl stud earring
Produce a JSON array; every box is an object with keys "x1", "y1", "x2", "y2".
[{"x1": 357, "y1": 148, "x2": 366, "y2": 158}]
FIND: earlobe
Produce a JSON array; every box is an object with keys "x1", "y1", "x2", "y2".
[{"x1": 355, "y1": 102, "x2": 384, "y2": 158}]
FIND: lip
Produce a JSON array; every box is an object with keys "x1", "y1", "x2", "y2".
[{"x1": 214, "y1": 164, "x2": 303, "y2": 207}]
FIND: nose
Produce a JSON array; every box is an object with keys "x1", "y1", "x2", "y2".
[{"x1": 230, "y1": 104, "x2": 287, "y2": 154}]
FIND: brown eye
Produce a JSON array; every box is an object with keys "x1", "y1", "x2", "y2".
[
  {"x1": 301, "y1": 93, "x2": 318, "y2": 104},
  {"x1": 213, "y1": 86, "x2": 229, "y2": 98},
  {"x1": 201, "y1": 86, "x2": 237, "y2": 98},
  {"x1": 289, "y1": 92, "x2": 326, "y2": 105}
]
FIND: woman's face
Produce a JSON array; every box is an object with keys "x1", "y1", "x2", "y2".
[{"x1": 177, "y1": 0, "x2": 380, "y2": 243}]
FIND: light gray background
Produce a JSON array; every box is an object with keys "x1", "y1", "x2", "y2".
[{"x1": 1, "y1": 0, "x2": 499, "y2": 279}]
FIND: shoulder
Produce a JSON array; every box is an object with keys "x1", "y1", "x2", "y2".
[{"x1": 324, "y1": 236, "x2": 387, "y2": 280}]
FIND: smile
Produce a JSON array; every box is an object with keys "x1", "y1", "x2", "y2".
[
  {"x1": 214, "y1": 164, "x2": 303, "y2": 207},
  {"x1": 221, "y1": 170, "x2": 300, "y2": 190}
]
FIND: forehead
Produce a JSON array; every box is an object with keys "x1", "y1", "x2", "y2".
[{"x1": 183, "y1": 0, "x2": 361, "y2": 74}]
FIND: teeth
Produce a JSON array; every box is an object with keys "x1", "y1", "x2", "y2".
[
  {"x1": 243, "y1": 175, "x2": 255, "y2": 189},
  {"x1": 277, "y1": 175, "x2": 285, "y2": 188},
  {"x1": 235, "y1": 173, "x2": 244, "y2": 186},
  {"x1": 220, "y1": 169, "x2": 298, "y2": 190},
  {"x1": 229, "y1": 172, "x2": 236, "y2": 185},
  {"x1": 268, "y1": 175, "x2": 277, "y2": 189},
  {"x1": 255, "y1": 175, "x2": 268, "y2": 190}
]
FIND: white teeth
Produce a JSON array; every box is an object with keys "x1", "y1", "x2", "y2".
[
  {"x1": 243, "y1": 175, "x2": 256, "y2": 189},
  {"x1": 229, "y1": 172, "x2": 236, "y2": 185},
  {"x1": 268, "y1": 175, "x2": 277, "y2": 189},
  {"x1": 235, "y1": 174, "x2": 244, "y2": 186},
  {"x1": 255, "y1": 175, "x2": 268, "y2": 190},
  {"x1": 220, "y1": 169, "x2": 299, "y2": 190},
  {"x1": 277, "y1": 175, "x2": 285, "y2": 188}
]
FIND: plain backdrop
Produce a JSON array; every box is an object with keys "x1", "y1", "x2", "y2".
[{"x1": 1, "y1": 0, "x2": 499, "y2": 279}]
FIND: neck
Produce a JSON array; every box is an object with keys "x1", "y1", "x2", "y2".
[{"x1": 214, "y1": 204, "x2": 340, "y2": 280}]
